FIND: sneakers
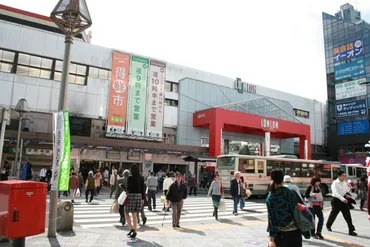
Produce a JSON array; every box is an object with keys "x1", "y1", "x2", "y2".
[
  {"x1": 315, "y1": 233, "x2": 324, "y2": 239},
  {"x1": 349, "y1": 231, "x2": 358, "y2": 236}
]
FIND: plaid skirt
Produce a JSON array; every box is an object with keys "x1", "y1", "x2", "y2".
[{"x1": 124, "y1": 193, "x2": 142, "y2": 213}]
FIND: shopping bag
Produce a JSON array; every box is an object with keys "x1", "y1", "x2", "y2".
[
  {"x1": 118, "y1": 191, "x2": 127, "y2": 205},
  {"x1": 161, "y1": 195, "x2": 166, "y2": 204},
  {"x1": 110, "y1": 202, "x2": 120, "y2": 214},
  {"x1": 75, "y1": 188, "x2": 80, "y2": 197},
  {"x1": 246, "y1": 189, "x2": 252, "y2": 198},
  {"x1": 219, "y1": 199, "x2": 226, "y2": 211}
]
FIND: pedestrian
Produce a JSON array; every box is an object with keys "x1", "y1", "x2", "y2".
[
  {"x1": 0, "y1": 161, "x2": 10, "y2": 181},
  {"x1": 78, "y1": 171, "x2": 84, "y2": 196},
  {"x1": 46, "y1": 167, "x2": 52, "y2": 192},
  {"x1": 69, "y1": 172, "x2": 79, "y2": 203},
  {"x1": 305, "y1": 176, "x2": 325, "y2": 239},
  {"x1": 157, "y1": 170, "x2": 164, "y2": 191},
  {"x1": 326, "y1": 170, "x2": 357, "y2": 236},
  {"x1": 85, "y1": 171, "x2": 95, "y2": 203},
  {"x1": 266, "y1": 169, "x2": 302, "y2": 247},
  {"x1": 163, "y1": 172, "x2": 175, "y2": 211},
  {"x1": 284, "y1": 175, "x2": 304, "y2": 202},
  {"x1": 137, "y1": 182, "x2": 148, "y2": 226},
  {"x1": 189, "y1": 174, "x2": 197, "y2": 196},
  {"x1": 207, "y1": 173, "x2": 224, "y2": 220},
  {"x1": 240, "y1": 176, "x2": 247, "y2": 210},
  {"x1": 166, "y1": 172, "x2": 188, "y2": 228},
  {"x1": 147, "y1": 171, "x2": 158, "y2": 211},
  {"x1": 125, "y1": 164, "x2": 145, "y2": 239},
  {"x1": 230, "y1": 171, "x2": 242, "y2": 216},
  {"x1": 39, "y1": 166, "x2": 47, "y2": 182},
  {"x1": 116, "y1": 169, "x2": 129, "y2": 226},
  {"x1": 95, "y1": 169, "x2": 101, "y2": 196},
  {"x1": 357, "y1": 175, "x2": 368, "y2": 211},
  {"x1": 110, "y1": 169, "x2": 118, "y2": 198}
]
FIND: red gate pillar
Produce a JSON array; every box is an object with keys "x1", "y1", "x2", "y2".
[{"x1": 209, "y1": 122, "x2": 223, "y2": 157}]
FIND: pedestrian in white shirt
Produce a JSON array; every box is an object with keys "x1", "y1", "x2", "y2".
[
  {"x1": 162, "y1": 172, "x2": 175, "y2": 211},
  {"x1": 326, "y1": 170, "x2": 357, "y2": 236},
  {"x1": 39, "y1": 166, "x2": 47, "y2": 182}
]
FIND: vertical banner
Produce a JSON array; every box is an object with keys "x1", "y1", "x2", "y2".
[
  {"x1": 265, "y1": 132, "x2": 270, "y2": 156},
  {"x1": 106, "y1": 52, "x2": 131, "y2": 136},
  {"x1": 304, "y1": 140, "x2": 308, "y2": 160},
  {"x1": 146, "y1": 60, "x2": 166, "y2": 138},
  {"x1": 127, "y1": 56, "x2": 149, "y2": 136},
  {"x1": 50, "y1": 110, "x2": 70, "y2": 191}
]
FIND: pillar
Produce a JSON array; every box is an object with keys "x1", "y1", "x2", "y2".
[
  {"x1": 299, "y1": 136, "x2": 311, "y2": 159},
  {"x1": 209, "y1": 122, "x2": 223, "y2": 157},
  {"x1": 265, "y1": 132, "x2": 271, "y2": 156}
]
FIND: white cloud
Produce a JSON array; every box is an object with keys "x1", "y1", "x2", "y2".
[{"x1": 2, "y1": 0, "x2": 370, "y2": 102}]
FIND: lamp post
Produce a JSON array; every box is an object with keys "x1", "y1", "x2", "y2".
[
  {"x1": 14, "y1": 99, "x2": 29, "y2": 179},
  {"x1": 48, "y1": 0, "x2": 92, "y2": 238}
]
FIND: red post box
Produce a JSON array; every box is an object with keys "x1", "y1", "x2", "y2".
[{"x1": 0, "y1": 181, "x2": 47, "y2": 239}]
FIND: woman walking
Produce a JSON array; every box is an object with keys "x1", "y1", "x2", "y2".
[
  {"x1": 85, "y1": 171, "x2": 95, "y2": 203},
  {"x1": 240, "y1": 176, "x2": 247, "y2": 210},
  {"x1": 207, "y1": 173, "x2": 224, "y2": 220},
  {"x1": 116, "y1": 169, "x2": 130, "y2": 226},
  {"x1": 94, "y1": 169, "x2": 102, "y2": 196},
  {"x1": 125, "y1": 164, "x2": 145, "y2": 239},
  {"x1": 305, "y1": 176, "x2": 325, "y2": 239},
  {"x1": 266, "y1": 169, "x2": 302, "y2": 247},
  {"x1": 358, "y1": 175, "x2": 368, "y2": 210}
]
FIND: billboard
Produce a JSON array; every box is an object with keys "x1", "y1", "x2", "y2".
[
  {"x1": 335, "y1": 78, "x2": 367, "y2": 100},
  {"x1": 106, "y1": 52, "x2": 131, "y2": 136},
  {"x1": 333, "y1": 39, "x2": 364, "y2": 63},
  {"x1": 126, "y1": 56, "x2": 149, "y2": 136},
  {"x1": 145, "y1": 60, "x2": 166, "y2": 138},
  {"x1": 336, "y1": 99, "x2": 368, "y2": 118},
  {"x1": 338, "y1": 120, "x2": 369, "y2": 136},
  {"x1": 334, "y1": 59, "x2": 365, "y2": 81}
]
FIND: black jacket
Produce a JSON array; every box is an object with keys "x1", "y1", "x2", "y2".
[
  {"x1": 230, "y1": 179, "x2": 241, "y2": 197},
  {"x1": 166, "y1": 182, "x2": 187, "y2": 203}
]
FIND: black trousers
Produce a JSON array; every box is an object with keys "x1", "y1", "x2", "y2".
[
  {"x1": 189, "y1": 187, "x2": 197, "y2": 196},
  {"x1": 275, "y1": 229, "x2": 302, "y2": 247},
  {"x1": 326, "y1": 197, "x2": 355, "y2": 232},
  {"x1": 85, "y1": 189, "x2": 94, "y2": 202},
  {"x1": 119, "y1": 205, "x2": 125, "y2": 224}
]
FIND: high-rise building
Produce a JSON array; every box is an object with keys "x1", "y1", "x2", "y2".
[{"x1": 323, "y1": 3, "x2": 370, "y2": 165}]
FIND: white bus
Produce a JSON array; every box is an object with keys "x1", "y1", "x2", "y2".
[
  {"x1": 340, "y1": 163, "x2": 367, "y2": 191},
  {"x1": 217, "y1": 155, "x2": 342, "y2": 196}
]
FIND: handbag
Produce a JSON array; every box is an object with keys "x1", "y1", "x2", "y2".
[
  {"x1": 241, "y1": 186, "x2": 247, "y2": 197},
  {"x1": 118, "y1": 191, "x2": 127, "y2": 205},
  {"x1": 246, "y1": 189, "x2": 252, "y2": 198},
  {"x1": 219, "y1": 199, "x2": 226, "y2": 211},
  {"x1": 110, "y1": 202, "x2": 120, "y2": 214},
  {"x1": 161, "y1": 195, "x2": 166, "y2": 204},
  {"x1": 75, "y1": 188, "x2": 80, "y2": 197}
]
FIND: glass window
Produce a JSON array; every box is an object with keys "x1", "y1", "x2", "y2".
[
  {"x1": 301, "y1": 163, "x2": 310, "y2": 177},
  {"x1": 41, "y1": 58, "x2": 52, "y2": 69},
  {"x1": 0, "y1": 62, "x2": 12, "y2": 73},
  {"x1": 257, "y1": 161, "x2": 264, "y2": 174},
  {"x1": 75, "y1": 75, "x2": 86, "y2": 85},
  {"x1": 89, "y1": 67, "x2": 99, "y2": 78},
  {"x1": 172, "y1": 83, "x2": 179, "y2": 93},
  {"x1": 2, "y1": 50, "x2": 15, "y2": 62},
  {"x1": 332, "y1": 167, "x2": 341, "y2": 179},
  {"x1": 40, "y1": 69, "x2": 51, "y2": 79},
  {"x1": 54, "y1": 72, "x2": 62, "y2": 81},
  {"x1": 28, "y1": 68, "x2": 40, "y2": 77},
  {"x1": 76, "y1": 65, "x2": 86, "y2": 75},
  {"x1": 99, "y1": 69, "x2": 109, "y2": 80},
  {"x1": 69, "y1": 63, "x2": 77, "y2": 74},
  {"x1": 18, "y1": 54, "x2": 30, "y2": 65},
  {"x1": 165, "y1": 82, "x2": 172, "y2": 91},
  {"x1": 68, "y1": 74, "x2": 76, "y2": 83},
  {"x1": 30, "y1": 56, "x2": 41, "y2": 67},
  {"x1": 55, "y1": 60, "x2": 63, "y2": 71},
  {"x1": 216, "y1": 156, "x2": 235, "y2": 170},
  {"x1": 16, "y1": 65, "x2": 28, "y2": 76},
  {"x1": 239, "y1": 159, "x2": 255, "y2": 173}
]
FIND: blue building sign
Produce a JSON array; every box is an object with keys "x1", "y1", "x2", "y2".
[
  {"x1": 334, "y1": 59, "x2": 365, "y2": 81},
  {"x1": 336, "y1": 99, "x2": 368, "y2": 118},
  {"x1": 333, "y1": 39, "x2": 364, "y2": 63},
  {"x1": 338, "y1": 120, "x2": 369, "y2": 136}
]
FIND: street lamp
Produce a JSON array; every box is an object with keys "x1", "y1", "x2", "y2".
[
  {"x1": 14, "y1": 99, "x2": 29, "y2": 179},
  {"x1": 48, "y1": 0, "x2": 92, "y2": 238}
]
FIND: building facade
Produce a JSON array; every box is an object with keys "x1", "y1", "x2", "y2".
[
  {"x1": 323, "y1": 3, "x2": 370, "y2": 165},
  {"x1": 0, "y1": 4, "x2": 327, "y2": 177}
]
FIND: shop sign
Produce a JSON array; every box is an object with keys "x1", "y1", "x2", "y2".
[
  {"x1": 126, "y1": 56, "x2": 149, "y2": 136},
  {"x1": 106, "y1": 151, "x2": 120, "y2": 160},
  {"x1": 335, "y1": 78, "x2": 367, "y2": 100},
  {"x1": 333, "y1": 39, "x2": 364, "y2": 63},
  {"x1": 338, "y1": 120, "x2": 369, "y2": 136},
  {"x1": 25, "y1": 148, "x2": 53, "y2": 156},
  {"x1": 145, "y1": 60, "x2": 166, "y2": 138},
  {"x1": 106, "y1": 52, "x2": 131, "y2": 137},
  {"x1": 334, "y1": 59, "x2": 365, "y2": 81},
  {"x1": 336, "y1": 99, "x2": 368, "y2": 118},
  {"x1": 127, "y1": 151, "x2": 141, "y2": 161},
  {"x1": 51, "y1": 110, "x2": 71, "y2": 191},
  {"x1": 261, "y1": 118, "x2": 279, "y2": 131},
  {"x1": 235, "y1": 78, "x2": 257, "y2": 94}
]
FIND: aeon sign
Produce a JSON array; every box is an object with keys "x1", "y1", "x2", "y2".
[{"x1": 261, "y1": 117, "x2": 279, "y2": 131}]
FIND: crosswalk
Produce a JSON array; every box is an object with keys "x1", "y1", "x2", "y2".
[{"x1": 67, "y1": 197, "x2": 268, "y2": 229}]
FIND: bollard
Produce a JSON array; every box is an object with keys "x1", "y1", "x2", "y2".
[
  {"x1": 56, "y1": 201, "x2": 74, "y2": 232},
  {"x1": 9, "y1": 237, "x2": 25, "y2": 247}
]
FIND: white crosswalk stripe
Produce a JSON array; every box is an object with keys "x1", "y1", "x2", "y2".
[{"x1": 67, "y1": 197, "x2": 267, "y2": 229}]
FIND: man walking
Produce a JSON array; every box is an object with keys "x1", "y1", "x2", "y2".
[
  {"x1": 110, "y1": 169, "x2": 118, "y2": 198},
  {"x1": 39, "y1": 166, "x2": 47, "y2": 182},
  {"x1": 326, "y1": 170, "x2": 357, "y2": 236},
  {"x1": 230, "y1": 171, "x2": 242, "y2": 216},
  {"x1": 147, "y1": 171, "x2": 158, "y2": 211},
  {"x1": 166, "y1": 172, "x2": 187, "y2": 228}
]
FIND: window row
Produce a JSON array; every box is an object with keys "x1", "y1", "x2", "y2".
[
  {"x1": 0, "y1": 48, "x2": 111, "y2": 85},
  {"x1": 165, "y1": 81, "x2": 179, "y2": 93},
  {"x1": 266, "y1": 161, "x2": 332, "y2": 178},
  {"x1": 165, "y1": 99, "x2": 178, "y2": 107},
  {"x1": 293, "y1": 108, "x2": 310, "y2": 119}
]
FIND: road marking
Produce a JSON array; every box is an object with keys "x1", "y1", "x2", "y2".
[{"x1": 322, "y1": 234, "x2": 365, "y2": 247}]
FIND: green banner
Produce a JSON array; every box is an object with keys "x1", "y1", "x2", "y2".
[
  {"x1": 126, "y1": 55, "x2": 149, "y2": 136},
  {"x1": 58, "y1": 110, "x2": 71, "y2": 191}
]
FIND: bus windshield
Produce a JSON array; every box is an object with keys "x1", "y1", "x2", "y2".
[{"x1": 217, "y1": 156, "x2": 235, "y2": 170}]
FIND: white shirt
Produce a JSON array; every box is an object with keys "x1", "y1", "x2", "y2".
[
  {"x1": 331, "y1": 178, "x2": 349, "y2": 202},
  {"x1": 40, "y1": 168, "x2": 46, "y2": 177},
  {"x1": 163, "y1": 177, "x2": 174, "y2": 191}
]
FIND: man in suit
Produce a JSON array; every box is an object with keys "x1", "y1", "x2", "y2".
[{"x1": 229, "y1": 171, "x2": 242, "y2": 216}]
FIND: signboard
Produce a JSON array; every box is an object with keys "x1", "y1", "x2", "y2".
[
  {"x1": 334, "y1": 59, "x2": 365, "y2": 81},
  {"x1": 145, "y1": 60, "x2": 166, "y2": 138},
  {"x1": 333, "y1": 39, "x2": 364, "y2": 62},
  {"x1": 69, "y1": 116, "x2": 91, "y2": 137},
  {"x1": 106, "y1": 52, "x2": 131, "y2": 136},
  {"x1": 338, "y1": 120, "x2": 369, "y2": 136},
  {"x1": 126, "y1": 56, "x2": 149, "y2": 136},
  {"x1": 235, "y1": 78, "x2": 257, "y2": 94},
  {"x1": 335, "y1": 78, "x2": 367, "y2": 100},
  {"x1": 50, "y1": 110, "x2": 71, "y2": 191},
  {"x1": 261, "y1": 117, "x2": 279, "y2": 131},
  {"x1": 25, "y1": 148, "x2": 53, "y2": 156},
  {"x1": 336, "y1": 99, "x2": 368, "y2": 118}
]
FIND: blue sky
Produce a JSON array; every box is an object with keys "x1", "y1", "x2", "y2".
[{"x1": 2, "y1": 0, "x2": 370, "y2": 102}]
